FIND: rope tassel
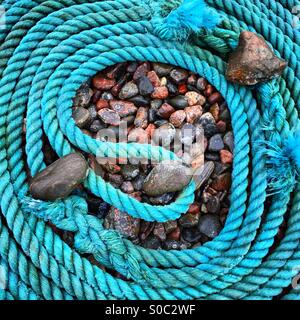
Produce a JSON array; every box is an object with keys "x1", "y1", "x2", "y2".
[
  {"x1": 153, "y1": 0, "x2": 222, "y2": 41},
  {"x1": 263, "y1": 124, "x2": 300, "y2": 194}
]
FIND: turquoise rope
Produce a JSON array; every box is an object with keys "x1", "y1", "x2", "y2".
[{"x1": 0, "y1": 0, "x2": 300, "y2": 300}]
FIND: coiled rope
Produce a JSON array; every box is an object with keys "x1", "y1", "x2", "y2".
[{"x1": 0, "y1": 0, "x2": 300, "y2": 300}]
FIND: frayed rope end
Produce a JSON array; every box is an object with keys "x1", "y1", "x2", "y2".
[
  {"x1": 260, "y1": 124, "x2": 300, "y2": 195},
  {"x1": 152, "y1": 0, "x2": 222, "y2": 42}
]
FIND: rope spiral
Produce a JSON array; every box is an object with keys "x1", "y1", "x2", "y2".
[{"x1": 0, "y1": 0, "x2": 300, "y2": 300}]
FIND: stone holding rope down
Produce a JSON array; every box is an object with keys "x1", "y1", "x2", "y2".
[{"x1": 0, "y1": 0, "x2": 300, "y2": 300}]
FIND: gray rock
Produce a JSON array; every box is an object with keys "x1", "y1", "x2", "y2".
[
  {"x1": 152, "y1": 123, "x2": 176, "y2": 147},
  {"x1": 179, "y1": 212, "x2": 200, "y2": 228},
  {"x1": 224, "y1": 131, "x2": 234, "y2": 153},
  {"x1": 30, "y1": 153, "x2": 88, "y2": 201},
  {"x1": 182, "y1": 227, "x2": 202, "y2": 243},
  {"x1": 193, "y1": 161, "x2": 215, "y2": 190},
  {"x1": 119, "y1": 81, "x2": 139, "y2": 99},
  {"x1": 167, "y1": 95, "x2": 189, "y2": 110},
  {"x1": 73, "y1": 83, "x2": 93, "y2": 108},
  {"x1": 121, "y1": 165, "x2": 140, "y2": 180},
  {"x1": 143, "y1": 160, "x2": 192, "y2": 196},
  {"x1": 170, "y1": 68, "x2": 189, "y2": 84},
  {"x1": 149, "y1": 193, "x2": 175, "y2": 205},
  {"x1": 198, "y1": 113, "x2": 218, "y2": 137},
  {"x1": 73, "y1": 107, "x2": 92, "y2": 128},
  {"x1": 198, "y1": 214, "x2": 221, "y2": 239},
  {"x1": 209, "y1": 134, "x2": 224, "y2": 152},
  {"x1": 153, "y1": 62, "x2": 174, "y2": 77},
  {"x1": 137, "y1": 75, "x2": 154, "y2": 96}
]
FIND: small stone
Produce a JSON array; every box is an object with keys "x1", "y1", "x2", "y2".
[
  {"x1": 92, "y1": 75, "x2": 116, "y2": 90},
  {"x1": 149, "y1": 193, "x2": 175, "y2": 205},
  {"x1": 226, "y1": 31, "x2": 287, "y2": 85},
  {"x1": 153, "y1": 223, "x2": 166, "y2": 241},
  {"x1": 145, "y1": 123, "x2": 156, "y2": 138},
  {"x1": 182, "y1": 227, "x2": 202, "y2": 243},
  {"x1": 73, "y1": 83, "x2": 93, "y2": 108},
  {"x1": 106, "y1": 63, "x2": 126, "y2": 80},
  {"x1": 73, "y1": 107, "x2": 92, "y2": 129},
  {"x1": 179, "y1": 212, "x2": 200, "y2": 228},
  {"x1": 121, "y1": 181, "x2": 135, "y2": 194},
  {"x1": 134, "y1": 107, "x2": 148, "y2": 129},
  {"x1": 205, "y1": 152, "x2": 220, "y2": 162},
  {"x1": 109, "y1": 100, "x2": 137, "y2": 118},
  {"x1": 168, "y1": 227, "x2": 181, "y2": 241},
  {"x1": 142, "y1": 236, "x2": 162, "y2": 249},
  {"x1": 211, "y1": 172, "x2": 231, "y2": 191},
  {"x1": 132, "y1": 175, "x2": 146, "y2": 191},
  {"x1": 169, "y1": 110, "x2": 186, "y2": 128},
  {"x1": 180, "y1": 123, "x2": 197, "y2": 146},
  {"x1": 139, "y1": 221, "x2": 155, "y2": 241},
  {"x1": 166, "y1": 81, "x2": 178, "y2": 96},
  {"x1": 208, "y1": 92, "x2": 223, "y2": 105},
  {"x1": 108, "y1": 174, "x2": 124, "y2": 188},
  {"x1": 196, "y1": 78, "x2": 208, "y2": 91},
  {"x1": 164, "y1": 220, "x2": 178, "y2": 234},
  {"x1": 121, "y1": 165, "x2": 140, "y2": 180},
  {"x1": 88, "y1": 155, "x2": 106, "y2": 177},
  {"x1": 98, "y1": 108, "x2": 120, "y2": 126},
  {"x1": 143, "y1": 160, "x2": 192, "y2": 196},
  {"x1": 217, "y1": 120, "x2": 227, "y2": 133},
  {"x1": 178, "y1": 83, "x2": 188, "y2": 94},
  {"x1": 147, "y1": 71, "x2": 161, "y2": 87},
  {"x1": 105, "y1": 207, "x2": 140, "y2": 240},
  {"x1": 163, "y1": 240, "x2": 190, "y2": 250},
  {"x1": 153, "y1": 62, "x2": 174, "y2": 77},
  {"x1": 119, "y1": 82, "x2": 139, "y2": 99},
  {"x1": 198, "y1": 113, "x2": 218, "y2": 137},
  {"x1": 188, "y1": 203, "x2": 201, "y2": 214},
  {"x1": 151, "y1": 86, "x2": 169, "y2": 99},
  {"x1": 88, "y1": 105, "x2": 98, "y2": 120},
  {"x1": 101, "y1": 92, "x2": 114, "y2": 101},
  {"x1": 204, "y1": 84, "x2": 214, "y2": 97},
  {"x1": 220, "y1": 109, "x2": 231, "y2": 122},
  {"x1": 206, "y1": 195, "x2": 220, "y2": 214},
  {"x1": 209, "y1": 134, "x2": 224, "y2": 152},
  {"x1": 223, "y1": 131, "x2": 234, "y2": 153},
  {"x1": 133, "y1": 62, "x2": 151, "y2": 81},
  {"x1": 98, "y1": 202, "x2": 111, "y2": 219},
  {"x1": 187, "y1": 74, "x2": 197, "y2": 86},
  {"x1": 128, "y1": 128, "x2": 149, "y2": 144},
  {"x1": 128, "y1": 95, "x2": 150, "y2": 107},
  {"x1": 101, "y1": 162, "x2": 121, "y2": 174},
  {"x1": 185, "y1": 91, "x2": 206, "y2": 106},
  {"x1": 210, "y1": 103, "x2": 220, "y2": 122},
  {"x1": 185, "y1": 105, "x2": 203, "y2": 123},
  {"x1": 198, "y1": 214, "x2": 221, "y2": 239},
  {"x1": 137, "y1": 75, "x2": 154, "y2": 96},
  {"x1": 193, "y1": 161, "x2": 215, "y2": 190},
  {"x1": 152, "y1": 123, "x2": 176, "y2": 147},
  {"x1": 127, "y1": 62, "x2": 138, "y2": 73},
  {"x1": 30, "y1": 153, "x2": 88, "y2": 201},
  {"x1": 160, "y1": 77, "x2": 167, "y2": 86},
  {"x1": 220, "y1": 149, "x2": 233, "y2": 164},
  {"x1": 167, "y1": 95, "x2": 189, "y2": 110},
  {"x1": 170, "y1": 68, "x2": 189, "y2": 84},
  {"x1": 96, "y1": 99, "x2": 109, "y2": 111},
  {"x1": 157, "y1": 103, "x2": 175, "y2": 119},
  {"x1": 90, "y1": 120, "x2": 106, "y2": 133}
]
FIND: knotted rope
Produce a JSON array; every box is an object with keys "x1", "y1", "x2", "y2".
[{"x1": 0, "y1": 0, "x2": 300, "y2": 300}]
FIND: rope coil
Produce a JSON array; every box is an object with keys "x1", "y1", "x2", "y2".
[{"x1": 0, "y1": 0, "x2": 299, "y2": 300}]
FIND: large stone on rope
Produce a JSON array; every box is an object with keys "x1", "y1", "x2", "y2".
[
  {"x1": 226, "y1": 31, "x2": 287, "y2": 85},
  {"x1": 30, "y1": 153, "x2": 88, "y2": 201},
  {"x1": 143, "y1": 160, "x2": 192, "y2": 197}
]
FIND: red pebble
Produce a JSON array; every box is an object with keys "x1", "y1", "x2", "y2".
[
  {"x1": 151, "y1": 86, "x2": 169, "y2": 99},
  {"x1": 92, "y1": 75, "x2": 116, "y2": 90}
]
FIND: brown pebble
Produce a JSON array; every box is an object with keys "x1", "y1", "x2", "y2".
[
  {"x1": 98, "y1": 108, "x2": 120, "y2": 126},
  {"x1": 185, "y1": 91, "x2": 206, "y2": 106},
  {"x1": 109, "y1": 100, "x2": 137, "y2": 117},
  {"x1": 151, "y1": 86, "x2": 169, "y2": 99},
  {"x1": 134, "y1": 107, "x2": 149, "y2": 129},
  {"x1": 188, "y1": 203, "x2": 201, "y2": 214},
  {"x1": 121, "y1": 181, "x2": 135, "y2": 194},
  {"x1": 168, "y1": 227, "x2": 181, "y2": 241},
  {"x1": 133, "y1": 62, "x2": 151, "y2": 81},
  {"x1": 96, "y1": 99, "x2": 109, "y2": 111},
  {"x1": 157, "y1": 103, "x2": 175, "y2": 119},
  {"x1": 92, "y1": 75, "x2": 116, "y2": 90},
  {"x1": 169, "y1": 110, "x2": 186, "y2": 128},
  {"x1": 220, "y1": 150, "x2": 233, "y2": 164},
  {"x1": 147, "y1": 71, "x2": 161, "y2": 87},
  {"x1": 211, "y1": 172, "x2": 232, "y2": 191},
  {"x1": 128, "y1": 127, "x2": 149, "y2": 144},
  {"x1": 185, "y1": 105, "x2": 203, "y2": 124},
  {"x1": 208, "y1": 92, "x2": 223, "y2": 105},
  {"x1": 217, "y1": 120, "x2": 227, "y2": 133},
  {"x1": 210, "y1": 103, "x2": 220, "y2": 122}
]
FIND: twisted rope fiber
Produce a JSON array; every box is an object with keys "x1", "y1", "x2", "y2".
[{"x1": 0, "y1": 0, "x2": 300, "y2": 300}]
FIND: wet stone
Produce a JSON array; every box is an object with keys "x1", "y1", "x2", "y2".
[
  {"x1": 198, "y1": 214, "x2": 221, "y2": 239},
  {"x1": 149, "y1": 193, "x2": 175, "y2": 205},
  {"x1": 128, "y1": 95, "x2": 150, "y2": 107},
  {"x1": 198, "y1": 113, "x2": 218, "y2": 137},
  {"x1": 73, "y1": 107, "x2": 92, "y2": 129},
  {"x1": 179, "y1": 212, "x2": 200, "y2": 228},
  {"x1": 119, "y1": 81, "x2": 139, "y2": 99},
  {"x1": 134, "y1": 107, "x2": 149, "y2": 129},
  {"x1": 182, "y1": 227, "x2": 202, "y2": 243},
  {"x1": 167, "y1": 95, "x2": 189, "y2": 110},
  {"x1": 169, "y1": 110, "x2": 186, "y2": 128},
  {"x1": 209, "y1": 134, "x2": 224, "y2": 152},
  {"x1": 152, "y1": 62, "x2": 174, "y2": 77},
  {"x1": 98, "y1": 108, "x2": 120, "y2": 126},
  {"x1": 185, "y1": 91, "x2": 206, "y2": 106},
  {"x1": 30, "y1": 153, "x2": 88, "y2": 201},
  {"x1": 137, "y1": 75, "x2": 154, "y2": 96},
  {"x1": 73, "y1": 83, "x2": 93, "y2": 108},
  {"x1": 170, "y1": 68, "x2": 189, "y2": 84},
  {"x1": 109, "y1": 100, "x2": 137, "y2": 118},
  {"x1": 92, "y1": 76, "x2": 116, "y2": 90},
  {"x1": 151, "y1": 86, "x2": 169, "y2": 99}
]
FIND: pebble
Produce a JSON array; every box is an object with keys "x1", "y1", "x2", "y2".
[
  {"x1": 185, "y1": 105, "x2": 203, "y2": 123},
  {"x1": 164, "y1": 220, "x2": 178, "y2": 234},
  {"x1": 163, "y1": 240, "x2": 190, "y2": 251},
  {"x1": 30, "y1": 153, "x2": 88, "y2": 201},
  {"x1": 157, "y1": 103, "x2": 175, "y2": 119},
  {"x1": 121, "y1": 181, "x2": 135, "y2": 194},
  {"x1": 97, "y1": 108, "x2": 120, "y2": 126},
  {"x1": 153, "y1": 223, "x2": 166, "y2": 241},
  {"x1": 147, "y1": 71, "x2": 161, "y2": 87},
  {"x1": 149, "y1": 193, "x2": 175, "y2": 205},
  {"x1": 73, "y1": 83, "x2": 93, "y2": 108},
  {"x1": 167, "y1": 95, "x2": 189, "y2": 110},
  {"x1": 193, "y1": 161, "x2": 215, "y2": 190},
  {"x1": 121, "y1": 165, "x2": 140, "y2": 180},
  {"x1": 209, "y1": 134, "x2": 224, "y2": 152},
  {"x1": 185, "y1": 91, "x2": 206, "y2": 106},
  {"x1": 151, "y1": 86, "x2": 169, "y2": 99},
  {"x1": 169, "y1": 110, "x2": 186, "y2": 128},
  {"x1": 211, "y1": 172, "x2": 232, "y2": 191},
  {"x1": 226, "y1": 31, "x2": 287, "y2": 85},
  {"x1": 90, "y1": 120, "x2": 106, "y2": 133},
  {"x1": 132, "y1": 175, "x2": 145, "y2": 191},
  {"x1": 133, "y1": 62, "x2": 151, "y2": 81},
  {"x1": 108, "y1": 174, "x2": 124, "y2": 188},
  {"x1": 153, "y1": 62, "x2": 174, "y2": 77},
  {"x1": 128, "y1": 127, "x2": 149, "y2": 144},
  {"x1": 166, "y1": 81, "x2": 178, "y2": 96},
  {"x1": 180, "y1": 123, "x2": 197, "y2": 146},
  {"x1": 96, "y1": 99, "x2": 109, "y2": 111},
  {"x1": 188, "y1": 203, "x2": 201, "y2": 215},
  {"x1": 206, "y1": 195, "x2": 220, "y2": 214},
  {"x1": 137, "y1": 75, "x2": 154, "y2": 96},
  {"x1": 142, "y1": 236, "x2": 162, "y2": 249},
  {"x1": 92, "y1": 75, "x2": 116, "y2": 90},
  {"x1": 196, "y1": 78, "x2": 208, "y2": 91},
  {"x1": 208, "y1": 92, "x2": 223, "y2": 105},
  {"x1": 220, "y1": 150, "x2": 233, "y2": 164},
  {"x1": 143, "y1": 161, "x2": 192, "y2": 196},
  {"x1": 134, "y1": 107, "x2": 148, "y2": 129},
  {"x1": 223, "y1": 131, "x2": 234, "y2": 153},
  {"x1": 179, "y1": 212, "x2": 200, "y2": 228},
  {"x1": 109, "y1": 100, "x2": 137, "y2": 118},
  {"x1": 170, "y1": 68, "x2": 189, "y2": 84},
  {"x1": 128, "y1": 95, "x2": 150, "y2": 107},
  {"x1": 198, "y1": 113, "x2": 218, "y2": 137},
  {"x1": 210, "y1": 103, "x2": 220, "y2": 122},
  {"x1": 198, "y1": 214, "x2": 221, "y2": 239},
  {"x1": 168, "y1": 227, "x2": 181, "y2": 241},
  {"x1": 73, "y1": 107, "x2": 92, "y2": 129},
  {"x1": 104, "y1": 207, "x2": 140, "y2": 240},
  {"x1": 182, "y1": 227, "x2": 202, "y2": 243},
  {"x1": 119, "y1": 81, "x2": 139, "y2": 99},
  {"x1": 152, "y1": 123, "x2": 176, "y2": 147}
]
